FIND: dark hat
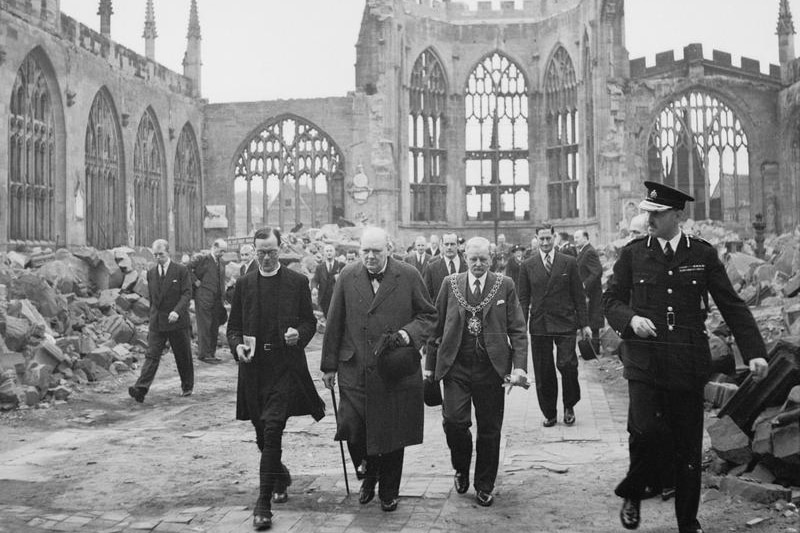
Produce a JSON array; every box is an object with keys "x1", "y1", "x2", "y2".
[
  {"x1": 639, "y1": 181, "x2": 695, "y2": 212},
  {"x1": 457, "y1": 237, "x2": 466, "y2": 244},
  {"x1": 424, "y1": 379, "x2": 443, "y2": 407}
]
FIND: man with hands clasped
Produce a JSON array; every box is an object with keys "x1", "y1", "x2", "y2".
[
  {"x1": 604, "y1": 182, "x2": 768, "y2": 533},
  {"x1": 227, "y1": 227, "x2": 325, "y2": 531},
  {"x1": 426, "y1": 237, "x2": 528, "y2": 507}
]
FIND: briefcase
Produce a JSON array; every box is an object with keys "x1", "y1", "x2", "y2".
[
  {"x1": 578, "y1": 339, "x2": 597, "y2": 361},
  {"x1": 424, "y1": 378, "x2": 443, "y2": 407}
]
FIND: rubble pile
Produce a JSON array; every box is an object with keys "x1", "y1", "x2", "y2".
[{"x1": 0, "y1": 246, "x2": 159, "y2": 411}]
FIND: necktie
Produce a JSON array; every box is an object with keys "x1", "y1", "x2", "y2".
[
  {"x1": 664, "y1": 242, "x2": 674, "y2": 262},
  {"x1": 160, "y1": 266, "x2": 165, "y2": 280},
  {"x1": 448, "y1": 260, "x2": 456, "y2": 275},
  {"x1": 473, "y1": 279, "x2": 481, "y2": 301},
  {"x1": 544, "y1": 254, "x2": 552, "y2": 275}
]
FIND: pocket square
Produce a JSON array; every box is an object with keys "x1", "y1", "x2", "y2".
[
  {"x1": 496, "y1": 300, "x2": 505, "y2": 305},
  {"x1": 172, "y1": 279, "x2": 178, "y2": 283}
]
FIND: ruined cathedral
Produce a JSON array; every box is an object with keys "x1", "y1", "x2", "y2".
[{"x1": 2, "y1": 0, "x2": 799, "y2": 251}]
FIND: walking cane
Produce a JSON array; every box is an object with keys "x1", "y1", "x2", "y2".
[{"x1": 330, "y1": 387, "x2": 351, "y2": 495}]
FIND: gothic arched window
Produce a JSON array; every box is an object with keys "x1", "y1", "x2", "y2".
[
  {"x1": 85, "y1": 87, "x2": 125, "y2": 249},
  {"x1": 583, "y1": 34, "x2": 596, "y2": 218},
  {"x1": 409, "y1": 48, "x2": 447, "y2": 222},
  {"x1": 647, "y1": 91, "x2": 750, "y2": 222},
  {"x1": 9, "y1": 51, "x2": 57, "y2": 242},
  {"x1": 174, "y1": 124, "x2": 201, "y2": 251},
  {"x1": 545, "y1": 46, "x2": 579, "y2": 220},
  {"x1": 465, "y1": 52, "x2": 529, "y2": 222},
  {"x1": 233, "y1": 115, "x2": 344, "y2": 234},
  {"x1": 133, "y1": 108, "x2": 166, "y2": 246}
]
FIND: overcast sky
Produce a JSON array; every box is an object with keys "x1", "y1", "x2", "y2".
[{"x1": 58, "y1": 0, "x2": 797, "y2": 104}]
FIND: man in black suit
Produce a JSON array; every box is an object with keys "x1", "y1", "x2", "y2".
[
  {"x1": 574, "y1": 230, "x2": 603, "y2": 353},
  {"x1": 422, "y1": 233, "x2": 466, "y2": 302},
  {"x1": 128, "y1": 239, "x2": 194, "y2": 402},
  {"x1": 239, "y1": 243, "x2": 258, "y2": 276},
  {"x1": 189, "y1": 239, "x2": 227, "y2": 364},
  {"x1": 227, "y1": 227, "x2": 325, "y2": 531},
  {"x1": 405, "y1": 235, "x2": 432, "y2": 274},
  {"x1": 312, "y1": 244, "x2": 344, "y2": 318},
  {"x1": 518, "y1": 223, "x2": 591, "y2": 427}
]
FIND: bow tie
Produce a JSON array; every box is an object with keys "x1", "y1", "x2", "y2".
[{"x1": 367, "y1": 271, "x2": 384, "y2": 282}]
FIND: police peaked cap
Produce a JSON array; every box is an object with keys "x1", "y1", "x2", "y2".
[{"x1": 638, "y1": 181, "x2": 695, "y2": 212}]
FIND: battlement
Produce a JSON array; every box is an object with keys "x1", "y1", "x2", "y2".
[
  {"x1": 402, "y1": 0, "x2": 581, "y2": 23},
  {"x1": 630, "y1": 44, "x2": 781, "y2": 85},
  {"x1": 58, "y1": 13, "x2": 197, "y2": 99}
]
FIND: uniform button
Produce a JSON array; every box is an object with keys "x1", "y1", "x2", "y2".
[
  {"x1": 668, "y1": 270, "x2": 673, "y2": 276},
  {"x1": 692, "y1": 280, "x2": 697, "y2": 285},
  {"x1": 667, "y1": 306, "x2": 673, "y2": 312},
  {"x1": 667, "y1": 288, "x2": 673, "y2": 294},
  {"x1": 639, "y1": 279, "x2": 644, "y2": 283},
  {"x1": 668, "y1": 325, "x2": 674, "y2": 331}
]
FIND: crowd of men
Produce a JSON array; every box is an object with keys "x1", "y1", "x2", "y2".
[{"x1": 127, "y1": 181, "x2": 771, "y2": 533}]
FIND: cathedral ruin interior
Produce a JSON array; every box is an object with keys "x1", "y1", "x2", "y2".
[{"x1": 2, "y1": 0, "x2": 799, "y2": 251}]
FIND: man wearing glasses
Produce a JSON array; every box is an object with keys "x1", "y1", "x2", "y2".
[
  {"x1": 322, "y1": 227, "x2": 436, "y2": 512},
  {"x1": 227, "y1": 227, "x2": 325, "y2": 531}
]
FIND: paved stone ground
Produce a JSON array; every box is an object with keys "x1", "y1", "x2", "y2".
[{"x1": 0, "y1": 339, "x2": 781, "y2": 532}]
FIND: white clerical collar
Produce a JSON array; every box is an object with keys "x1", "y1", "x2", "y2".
[
  {"x1": 467, "y1": 271, "x2": 487, "y2": 291},
  {"x1": 259, "y1": 263, "x2": 281, "y2": 277},
  {"x1": 657, "y1": 232, "x2": 682, "y2": 254}
]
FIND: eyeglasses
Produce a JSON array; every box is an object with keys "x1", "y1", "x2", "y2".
[{"x1": 256, "y1": 249, "x2": 280, "y2": 257}]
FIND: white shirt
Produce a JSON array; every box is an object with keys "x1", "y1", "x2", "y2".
[
  {"x1": 369, "y1": 261, "x2": 388, "y2": 292},
  {"x1": 657, "y1": 233, "x2": 683, "y2": 254},
  {"x1": 158, "y1": 260, "x2": 171, "y2": 278},
  {"x1": 467, "y1": 271, "x2": 487, "y2": 295},
  {"x1": 445, "y1": 255, "x2": 461, "y2": 274}
]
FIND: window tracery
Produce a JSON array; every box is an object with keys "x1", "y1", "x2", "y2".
[
  {"x1": 647, "y1": 91, "x2": 750, "y2": 222},
  {"x1": 409, "y1": 48, "x2": 447, "y2": 222},
  {"x1": 545, "y1": 46, "x2": 579, "y2": 220},
  {"x1": 233, "y1": 116, "x2": 344, "y2": 234},
  {"x1": 9, "y1": 52, "x2": 57, "y2": 243},
  {"x1": 133, "y1": 108, "x2": 166, "y2": 246},
  {"x1": 174, "y1": 124, "x2": 201, "y2": 251},
  {"x1": 464, "y1": 52, "x2": 529, "y2": 222},
  {"x1": 85, "y1": 88, "x2": 125, "y2": 249}
]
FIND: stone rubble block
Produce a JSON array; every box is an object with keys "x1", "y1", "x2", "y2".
[
  {"x1": 96, "y1": 289, "x2": 120, "y2": 312},
  {"x1": 772, "y1": 422, "x2": 800, "y2": 464},
  {"x1": 33, "y1": 339, "x2": 68, "y2": 368},
  {"x1": 86, "y1": 347, "x2": 116, "y2": 370},
  {"x1": 103, "y1": 315, "x2": 135, "y2": 344},
  {"x1": 784, "y1": 273, "x2": 800, "y2": 298},
  {"x1": 115, "y1": 293, "x2": 139, "y2": 312},
  {"x1": 120, "y1": 271, "x2": 138, "y2": 291},
  {"x1": 708, "y1": 415, "x2": 753, "y2": 465},
  {"x1": 133, "y1": 274, "x2": 149, "y2": 298},
  {"x1": 22, "y1": 362, "x2": 53, "y2": 398},
  {"x1": 719, "y1": 476, "x2": 792, "y2": 504},
  {"x1": 704, "y1": 381, "x2": 739, "y2": 408},
  {"x1": 9, "y1": 299, "x2": 52, "y2": 337},
  {"x1": 752, "y1": 407, "x2": 782, "y2": 456},
  {"x1": 3, "y1": 315, "x2": 31, "y2": 352},
  {"x1": 48, "y1": 385, "x2": 70, "y2": 401}
]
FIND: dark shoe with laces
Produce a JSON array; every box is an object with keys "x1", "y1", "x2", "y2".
[
  {"x1": 620, "y1": 498, "x2": 641, "y2": 530},
  {"x1": 180, "y1": 389, "x2": 193, "y2": 397},
  {"x1": 252, "y1": 514, "x2": 272, "y2": 530},
  {"x1": 661, "y1": 487, "x2": 675, "y2": 501},
  {"x1": 475, "y1": 490, "x2": 494, "y2": 507},
  {"x1": 454, "y1": 471, "x2": 469, "y2": 494},
  {"x1": 380, "y1": 498, "x2": 398, "y2": 512},
  {"x1": 272, "y1": 465, "x2": 291, "y2": 504},
  {"x1": 128, "y1": 387, "x2": 144, "y2": 403},
  {"x1": 542, "y1": 416, "x2": 557, "y2": 427},
  {"x1": 563, "y1": 407, "x2": 576, "y2": 425},
  {"x1": 359, "y1": 477, "x2": 376, "y2": 505}
]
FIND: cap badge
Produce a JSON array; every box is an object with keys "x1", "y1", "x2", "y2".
[{"x1": 649, "y1": 189, "x2": 658, "y2": 199}]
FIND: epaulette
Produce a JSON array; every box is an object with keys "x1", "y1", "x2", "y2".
[
  {"x1": 687, "y1": 234, "x2": 712, "y2": 247},
  {"x1": 622, "y1": 235, "x2": 648, "y2": 248}
]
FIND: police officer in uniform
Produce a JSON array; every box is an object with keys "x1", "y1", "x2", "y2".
[{"x1": 603, "y1": 181, "x2": 769, "y2": 533}]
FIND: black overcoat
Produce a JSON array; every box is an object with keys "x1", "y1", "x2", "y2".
[
  {"x1": 227, "y1": 267, "x2": 325, "y2": 422},
  {"x1": 576, "y1": 243, "x2": 604, "y2": 330}
]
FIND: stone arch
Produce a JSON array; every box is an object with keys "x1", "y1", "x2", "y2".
[
  {"x1": 232, "y1": 114, "x2": 345, "y2": 235},
  {"x1": 85, "y1": 86, "x2": 126, "y2": 249},
  {"x1": 644, "y1": 87, "x2": 753, "y2": 224},
  {"x1": 8, "y1": 46, "x2": 66, "y2": 244},
  {"x1": 133, "y1": 107, "x2": 167, "y2": 246},
  {"x1": 174, "y1": 122, "x2": 202, "y2": 251}
]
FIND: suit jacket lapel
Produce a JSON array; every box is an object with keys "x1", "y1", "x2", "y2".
[
  {"x1": 648, "y1": 237, "x2": 669, "y2": 266},
  {"x1": 370, "y1": 260, "x2": 398, "y2": 311},
  {"x1": 354, "y1": 266, "x2": 373, "y2": 304},
  {"x1": 151, "y1": 266, "x2": 162, "y2": 305},
  {"x1": 670, "y1": 234, "x2": 690, "y2": 268},
  {"x1": 457, "y1": 272, "x2": 468, "y2": 319}
]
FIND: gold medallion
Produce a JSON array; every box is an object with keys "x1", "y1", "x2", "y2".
[{"x1": 467, "y1": 314, "x2": 482, "y2": 336}]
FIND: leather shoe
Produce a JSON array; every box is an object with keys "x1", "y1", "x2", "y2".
[
  {"x1": 380, "y1": 498, "x2": 398, "y2": 512},
  {"x1": 272, "y1": 466, "x2": 291, "y2": 504},
  {"x1": 359, "y1": 478, "x2": 376, "y2": 505},
  {"x1": 620, "y1": 498, "x2": 641, "y2": 530},
  {"x1": 252, "y1": 514, "x2": 272, "y2": 530},
  {"x1": 563, "y1": 407, "x2": 576, "y2": 425},
  {"x1": 180, "y1": 389, "x2": 193, "y2": 397},
  {"x1": 199, "y1": 356, "x2": 223, "y2": 364},
  {"x1": 128, "y1": 387, "x2": 144, "y2": 403},
  {"x1": 475, "y1": 490, "x2": 494, "y2": 507},
  {"x1": 661, "y1": 487, "x2": 675, "y2": 501},
  {"x1": 542, "y1": 416, "x2": 557, "y2": 427},
  {"x1": 454, "y1": 471, "x2": 469, "y2": 494}
]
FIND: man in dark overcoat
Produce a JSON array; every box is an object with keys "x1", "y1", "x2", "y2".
[
  {"x1": 321, "y1": 226, "x2": 436, "y2": 512},
  {"x1": 128, "y1": 239, "x2": 193, "y2": 402},
  {"x1": 189, "y1": 239, "x2": 227, "y2": 364},
  {"x1": 604, "y1": 182, "x2": 768, "y2": 533},
  {"x1": 518, "y1": 223, "x2": 591, "y2": 427},
  {"x1": 426, "y1": 237, "x2": 528, "y2": 507},
  {"x1": 422, "y1": 233, "x2": 466, "y2": 302},
  {"x1": 574, "y1": 230, "x2": 604, "y2": 353},
  {"x1": 227, "y1": 227, "x2": 325, "y2": 531},
  {"x1": 405, "y1": 235, "x2": 432, "y2": 274},
  {"x1": 312, "y1": 243, "x2": 344, "y2": 318}
]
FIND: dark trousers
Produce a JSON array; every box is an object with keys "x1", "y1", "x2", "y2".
[
  {"x1": 346, "y1": 441, "x2": 405, "y2": 501},
  {"x1": 615, "y1": 381, "x2": 704, "y2": 532},
  {"x1": 195, "y1": 301, "x2": 221, "y2": 359},
  {"x1": 254, "y1": 390, "x2": 291, "y2": 515},
  {"x1": 442, "y1": 344, "x2": 504, "y2": 493},
  {"x1": 531, "y1": 333, "x2": 580, "y2": 419},
  {"x1": 133, "y1": 328, "x2": 194, "y2": 394}
]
